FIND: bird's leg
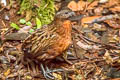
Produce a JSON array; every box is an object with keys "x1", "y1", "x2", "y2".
[
  {"x1": 30, "y1": 61, "x2": 38, "y2": 74},
  {"x1": 55, "y1": 52, "x2": 73, "y2": 65},
  {"x1": 63, "y1": 52, "x2": 73, "y2": 65},
  {"x1": 63, "y1": 51, "x2": 78, "y2": 65},
  {"x1": 40, "y1": 64, "x2": 55, "y2": 79},
  {"x1": 15, "y1": 54, "x2": 24, "y2": 65},
  {"x1": 40, "y1": 64, "x2": 64, "y2": 80}
]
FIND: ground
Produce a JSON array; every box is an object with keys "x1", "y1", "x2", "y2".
[{"x1": 0, "y1": 0, "x2": 120, "y2": 80}]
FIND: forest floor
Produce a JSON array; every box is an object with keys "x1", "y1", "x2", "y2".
[{"x1": 0, "y1": 0, "x2": 120, "y2": 80}]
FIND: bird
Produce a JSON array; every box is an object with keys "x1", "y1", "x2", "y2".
[
  {"x1": 22, "y1": 11, "x2": 73, "y2": 61},
  {"x1": 21, "y1": 10, "x2": 75, "y2": 79}
]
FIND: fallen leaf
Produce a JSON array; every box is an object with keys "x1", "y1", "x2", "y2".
[
  {"x1": 81, "y1": 16, "x2": 101, "y2": 25},
  {"x1": 67, "y1": 1, "x2": 87, "y2": 11},
  {"x1": 87, "y1": 1, "x2": 99, "y2": 10},
  {"x1": 103, "y1": 50, "x2": 113, "y2": 64},
  {"x1": 25, "y1": 10, "x2": 32, "y2": 21},
  {"x1": 77, "y1": 1, "x2": 86, "y2": 11},
  {"x1": 109, "y1": 35, "x2": 119, "y2": 43},
  {"x1": 25, "y1": 75, "x2": 32, "y2": 80},
  {"x1": 67, "y1": 1, "x2": 78, "y2": 11},
  {"x1": 99, "y1": 0, "x2": 108, "y2": 3},
  {"x1": 77, "y1": 41, "x2": 100, "y2": 50},
  {"x1": 94, "y1": 7, "x2": 103, "y2": 15},
  {"x1": 109, "y1": 6, "x2": 120, "y2": 12},
  {"x1": 18, "y1": 26, "x2": 31, "y2": 33},
  {"x1": 87, "y1": 32, "x2": 99, "y2": 42},
  {"x1": 4, "y1": 68, "x2": 11, "y2": 77},
  {"x1": 104, "y1": 19, "x2": 120, "y2": 29},
  {"x1": 0, "y1": 47, "x2": 3, "y2": 52},
  {"x1": 53, "y1": 73, "x2": 62, "y2": 80},
  {"x1": 111, "y1": 78, "x2": 120, "y2": 80},
  {"x1": 107, "y1": 0, "x2": 120, "y2": 7}
]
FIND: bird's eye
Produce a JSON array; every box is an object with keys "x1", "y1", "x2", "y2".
[{"x1": 64, "y1": 12, "x2": 69, "y2": 14}]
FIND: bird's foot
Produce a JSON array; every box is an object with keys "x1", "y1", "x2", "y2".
[{"x1": 40, "y1": 64, "x2": 63, "y2": 80}]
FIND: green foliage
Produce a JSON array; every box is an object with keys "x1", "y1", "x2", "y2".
[
  {"x1": 19, "y1": 19, "x2": 26, "y2": 24},
  {"x1": 19, "y1": 19, "x2": 32, "y2": 26},
  {"x1": 18, "y1": 0, "x2": 34, "y2": 14},
  {"x1": 19, "y1": 0, "x2": 55, "y2": 27},
  {"x1": 37, "y1": 0, "x2": 55, "y2": 26},
  {"x1": 87, "y1": 0, "x2": 94, "y2": 2},
  {"x1": 26, "y1": 21, "x2": 32, "y2": 26},
  {"x1": 36, "y1": 17, "x2": 42, "y2": 29},
  {"x1": 29, "y1": 29, "x2": 34, "y2": 33},
  {"x1": 10, "y1": 23, "x2": 20, "y2": 30}
]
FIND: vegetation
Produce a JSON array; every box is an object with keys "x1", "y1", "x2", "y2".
[{"x1": 19, "y1": 0, "x2": 55, "y2": 27}]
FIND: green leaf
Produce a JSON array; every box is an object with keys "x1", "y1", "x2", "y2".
[
  {"x1": 29, "y1": 29, "x2": 34, "y2": 33},
  {"x1": 10, "y1": 23, "x2": 20, "y2": 30},
  {"x1": 26, "y1": 21, "x2": 32, "y2": 26},
  {"x1": 36, "y1": 17, "x2": 42, "y2": 29},
  {"x1": 19, "y1": 19, "x2": 26, "y2": 24}
]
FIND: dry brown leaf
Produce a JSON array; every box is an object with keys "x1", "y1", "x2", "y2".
[
  {"x1": 81, "y1": 16, "x2": 101, "y2": 25},
  {"x1": 25, "y1": 75, "x2": 32, "y2": 80},
  {"x1": 109, "y1": 6, "x2": 120, "y2": 12},
  {"x1": 94, "y1": 7, "x2": 103, "y2": 15},
  {"x1": 67, "y1": 1, "x2": 78, "y2": 11},
  {"x1": 25, "y1": 10, "x2": 32, "y2": 21},
  {"x1": 67, "y1": 1, "x2": 87, "y2": 11},
  {"x1": 106, "y1": 0, "x2": 120, "y2": 7},
  {"x1": 87, "y1": 33, "x2": 99, "y2": 42},
  {"x1": 68, "y1": 1, "x2": 99, "y2": 11},
  {"x1": 77, "y1": 1, "x2": 86, "y2": 11},
  {"x1": 53, "y1": 73, "x2": 62, "y2": 80},
  {"x1": 101, "y1": 0, "x2": 120, "y2": 8},
  {"x1": 76, "y1": 41, "x2": 100, "y2": 50},
  {"x1": 104, "y1": 19, "x2": 120, "y2": 29},
  {"x1": 87, "y1": 1, "x2": 99, "y2": 10},
  {"x1": 0, "y1": 47, "x2": 3, "y2": 53},
  {"x1": 4, "y1": 68, "x2": 11, "y2": 77},
  {"x1": 103, "y1": 50, "x2": 113, "y2": 64},
  {"x1": 111, "y1": 78, "x2": 120, "y2": 80},
  {"x1": 109, "y1": 35, "x2": 119, "y2": 43}
]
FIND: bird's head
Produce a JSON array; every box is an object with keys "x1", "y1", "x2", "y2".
[
  {"x1": 54, "y1": 10, "x2": 75, "y2": 30},
  {"x1": 55, "y1": 10, "x2": 75, "y2": 19}
]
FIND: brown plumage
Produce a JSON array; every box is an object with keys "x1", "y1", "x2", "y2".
[{"x1": 22, "y1": 15, "x2": 72, "y2": 61}]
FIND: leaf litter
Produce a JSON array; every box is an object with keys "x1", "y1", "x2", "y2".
[{"x1": 0, "y1": 0, "x2": 120, "y2": 80}]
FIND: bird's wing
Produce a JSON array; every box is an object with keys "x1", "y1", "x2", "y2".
[{"x1": 22, "y1": 26, "x2": 58, "y2": 56}]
